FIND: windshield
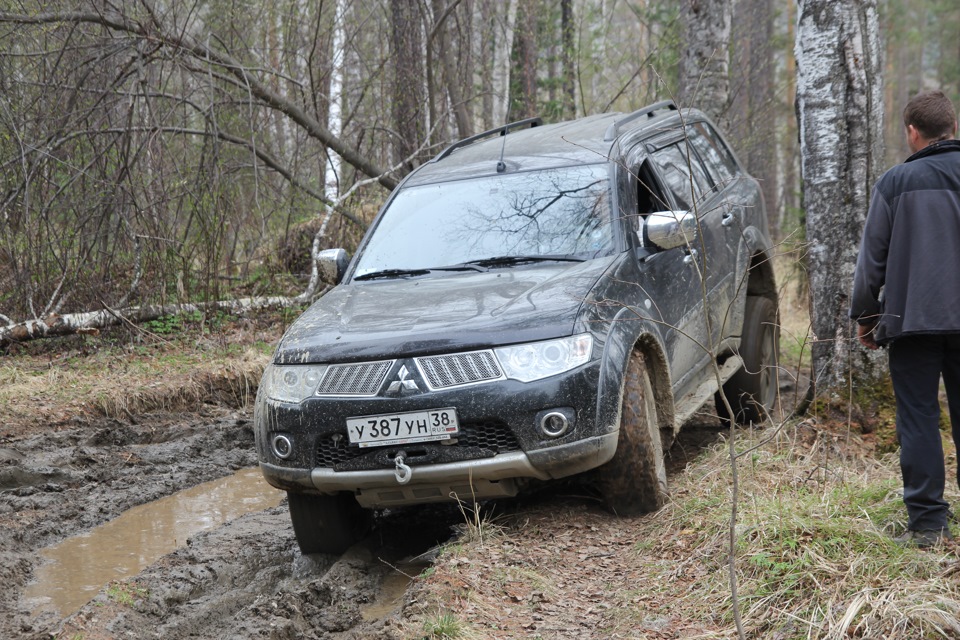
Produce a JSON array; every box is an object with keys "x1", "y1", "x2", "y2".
[{"x1": 352, "y1": 164, "x2": 615, "y2": 278}]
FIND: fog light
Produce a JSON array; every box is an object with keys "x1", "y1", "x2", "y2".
[
  {"x1": 271, "y1": 434, "x2": 293, "y2": 459},
  {"x1": 540, "y1": 411, "x2": 570, "y2": 438}
]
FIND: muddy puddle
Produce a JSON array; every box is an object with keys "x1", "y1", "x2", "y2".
[
  {"x1": 361, "y1": 561, "x2": 429, "y2": 621},
  {"x1": 23, "y1": 467, "x2": 284, "y2": 619}
]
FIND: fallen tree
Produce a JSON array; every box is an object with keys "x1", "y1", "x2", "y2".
[{"x1": 0, "y1": 297, "x2": 303, "y2": 349}]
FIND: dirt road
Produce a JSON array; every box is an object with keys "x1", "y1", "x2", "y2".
[
  {"x1": 0, "y1": 401, "x2": 476, "y2": 639},
  {"x1": 1, "y1": 388, "x2": 740, "y2": 640}
]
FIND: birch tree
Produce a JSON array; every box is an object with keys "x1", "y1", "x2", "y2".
[
  {"x1": 677, "y1": 0, "x2": 732, "y2": 124},
  {"x1": 795, "y1": 0, "x2": 885, "y2": 391}
]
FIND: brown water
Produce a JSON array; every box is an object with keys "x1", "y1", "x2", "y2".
[
  {"x1": 361, "y1": 562, "x2": 427, "y2": 621},
  {"x1": 23, "y1": 467, "x2": 284, "y2": 619}
]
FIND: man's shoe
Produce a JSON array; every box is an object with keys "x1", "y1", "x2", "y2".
[{"x1": 894, "y1": 528, "x2": 954, "y2": 548}]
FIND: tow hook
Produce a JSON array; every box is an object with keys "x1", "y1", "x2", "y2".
[{"x1": 394, "y1": 451, "x2": 412, "y2": 485}]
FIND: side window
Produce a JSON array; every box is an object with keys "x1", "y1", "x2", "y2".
[
  {"x1": 635, "y1": 160, "x2": 671, "y2": 216},
  {"x1": 651, "y1": 143, "x2": 710, "y2": 210},
  {"x1": 688, "y1": 122, "x2": 740, "y2": 189}
]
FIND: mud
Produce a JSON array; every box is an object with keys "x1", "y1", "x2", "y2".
[
  {"x1": 0, "y1": 400, "x2": 474, "y2": 639},
  {"x1": 0, "y1": 382, "x2": 798, "y2": 639},
  {"x1": 24, "y1": 467, "x2": 284, "y2": 619}
]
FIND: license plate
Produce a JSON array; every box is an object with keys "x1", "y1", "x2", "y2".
[{"x1": 346, "y1": 408, "x2": 459, "y2": 448}]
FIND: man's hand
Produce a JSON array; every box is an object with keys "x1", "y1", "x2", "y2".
[{"x1": 857, "y1": 322, "x2": 879, "y2": 350}]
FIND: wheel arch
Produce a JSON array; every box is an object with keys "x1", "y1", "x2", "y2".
[
  {"x1": 633, "y1": 333, "x2": 677, "y2": 445},
  {"x1": 596, "y1": 307, "x2": 676, "y2": 447},
  {"x1": 738, "y1": 226, "x2": 778, "y2": 303}
]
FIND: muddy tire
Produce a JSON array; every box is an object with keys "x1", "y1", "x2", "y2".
[
  {"x1": 597, "y1": 352, "x2": 667, "y2": 516},
  {"x1": 717, "y1": 295, "x2": 779, "y2": 426},
  {"x1": 287, "y1": 491, "x2": 372, "y2": 555}
]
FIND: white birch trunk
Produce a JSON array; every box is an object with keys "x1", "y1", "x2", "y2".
[
  {"x1": 325, "y1": 0, "x2": 346, "y2": 205},
  {"x1": 795, "y1": 0, "x2": 885, "y2": 392},
  {"x1": 0, "y1": 297, "x2": 301, "y2": 348}
]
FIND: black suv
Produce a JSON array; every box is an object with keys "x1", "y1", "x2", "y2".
[{"x1": 255, "y1": 101, "x2": 778, "y2": 554}]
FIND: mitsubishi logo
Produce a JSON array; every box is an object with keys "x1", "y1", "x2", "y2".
[{"x1": 386, "y1": 365, "x2": 420, "y2": 395}]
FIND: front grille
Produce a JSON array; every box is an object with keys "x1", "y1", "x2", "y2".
[
  {"x1": 316, "y1": 360, "x2": 393, "y2": 396},
  {"x1": 416, "y1": 351, "x2": 502, "y2": 389},
  {"x1": 455, "y1": 419, "x2": 521, "y2": 450},
  {"x1": 314, "y1": 419, "x2": 521, "y2": 468}
]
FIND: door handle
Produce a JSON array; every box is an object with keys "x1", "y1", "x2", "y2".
[{"x1": 722, "y1": 212, "x2": 735, "y2": 227}]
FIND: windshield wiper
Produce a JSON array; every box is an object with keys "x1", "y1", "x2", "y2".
[
  {"x1": 464, "y1": 254, "x2": 586, "y2": 268},
  {"x1": 353, "y1": 268, "x2": 431, "y2": 281}
]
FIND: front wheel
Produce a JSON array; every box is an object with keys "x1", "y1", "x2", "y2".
[
  {"x1": 596, "y1": 351, "x2": 667, "y2": 516},
  {"x1": 717, "y1": 295, "x2": 779, "y2": 425},
  {"x1": 287, "y1": 491, "x2": 372, "y2": 555}
]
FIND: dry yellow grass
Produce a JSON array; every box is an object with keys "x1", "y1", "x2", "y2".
[
  {"x1": 0, "y1": 318, "x2": 280, "y2": 432},
  {"x1": 401, "y1": 421, "x2": 960, "y2": 639}
]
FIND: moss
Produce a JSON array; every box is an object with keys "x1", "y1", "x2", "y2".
[
  {"x1": 804, "y1": 375, "x2": 899, "y2": 453},
  {"x1": 807, "y1": 373, "x2": 958, "y2": 456}
]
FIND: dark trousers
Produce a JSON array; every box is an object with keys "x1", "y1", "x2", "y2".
[{"x1": 889, "y1": 334, "x2": 960, "y2": 531}]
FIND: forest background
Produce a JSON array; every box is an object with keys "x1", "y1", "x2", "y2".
[
  {"x1": 1, "y1": 0, "x2": 953, "y2": 351},
  {"x1": 1, "y1": 2, "x2": 960, "y2": 638}
]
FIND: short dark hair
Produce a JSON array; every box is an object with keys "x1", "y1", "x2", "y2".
[{"x1": 903, "y1": 90, "x2": 957, "y2": 141}]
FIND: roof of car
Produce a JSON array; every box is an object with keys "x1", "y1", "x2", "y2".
[{"x1": 404, "y1": 102, "x2": 698, "y2": 187}]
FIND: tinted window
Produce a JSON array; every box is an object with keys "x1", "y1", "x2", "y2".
[
  {"x1": 353, "y1": 165, "x2": 615, "y2": 277},
  {"x1": 688, "y1": 122, "x2": 739, "y2": 188},
  {"x1": 651, "y1": 143, "x2": 711, "y2": 210}
]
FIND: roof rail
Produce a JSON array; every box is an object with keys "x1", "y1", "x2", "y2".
[
  {"x1": 434, "y1": 117, "x2": 543, "y2": 161},
  {"x1": 603, "y1": 100, "x2": 678, "y2": 142}
]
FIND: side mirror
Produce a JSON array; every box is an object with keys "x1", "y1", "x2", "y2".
[
  {"x1": 318, "y1": 248, "x2": 349, "y2": 285},
  {"x1": 641, "y1": 210, "x2": 698, "y2": 251}
]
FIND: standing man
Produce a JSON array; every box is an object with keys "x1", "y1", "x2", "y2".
[{"x1": 851, "y1": 89, "x2": 960, "y2": 548}]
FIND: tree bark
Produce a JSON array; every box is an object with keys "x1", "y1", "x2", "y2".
[
  {"x1": 729, "y1": 0, "x2": 778, "y2": 231},
  {"x1": 678, "y1": 0, "x2": 732, "y2": 125},
  {"x1": 391, "y1": 0, "x2": 428, "y2": 171},
  {"x1": 560, "y1": 0, "x2": 576, "y2": 120},
  {"x1": 0, "y1": 298, "x2": 303, "y2": 350},
  {"x1": 432, "y1": 0, "x2": 473, "y2": 139},
  {"x1": 509, "y1": 0, "x2": 538, "y2": 120},
  {"x1": 795, "y1": 0, "x2": 885, "y2": 392}
]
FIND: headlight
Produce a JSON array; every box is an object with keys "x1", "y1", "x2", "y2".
[
  {"x1": 495, "y1": 334, "x2": 593, "y2": 382},
  {"x1": 261, "y1": 363, "x2": 328, "y2": 403}
]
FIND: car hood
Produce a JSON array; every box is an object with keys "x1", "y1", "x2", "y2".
[{"x1": 275, "y1": 256, "x2": 617, "y2": 363}]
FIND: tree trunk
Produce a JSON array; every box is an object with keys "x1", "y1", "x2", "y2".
[
  {"x1": 0, "y1": 297, "x2": 302, "y2": 350},
  {"x1": 729, "y1": 0, "x2": 778, "y2": 231},
  {"x1": 560, "y1": 0, "x2": 576, "y2": 120},
  {"x1": 509, "y1": 0, "x2": 538, "y2": 120},
  {"x1": 390, "y1": 0, "x2": 427, "y2": 171},
  {"x1": 432, "y1": 0, "x2": 473, "y2": 139},
  {"x1": 678, "y1": 0, "x2": 732, "y2": 125},
  {"x1": 795, "y1": 0, "x2": 885, "y2": 392},
  {"x1": 326, "y1": 0, "x2": 346, "y2": 204}
]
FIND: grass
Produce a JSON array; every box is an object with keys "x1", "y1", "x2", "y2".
[
  {"x1": 625, "y1": 425, "x2": 960, "y2": 639},
  {"x1": 0, "y1": 314, "x2": 280, "y2": 428},
  {"x1": 105, "y1": 581, "x2": 149, "y2": 607},
  {"x1": 422, "y1": 611, "x2": 466, "y2": 638},
  {"x1": 400, "y1": 418, "x2": 960, "y2": 639}
]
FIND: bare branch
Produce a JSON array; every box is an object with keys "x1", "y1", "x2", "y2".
[{"x1": 0, "y1": 7, "x2": 399, "y2": 190}]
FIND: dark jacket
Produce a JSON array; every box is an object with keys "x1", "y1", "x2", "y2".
[{"x1": 850, "y1": 139, "x2": 960, "y2": 344}]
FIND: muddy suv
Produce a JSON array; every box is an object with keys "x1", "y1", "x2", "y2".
[{"x1": 254, "y1": 100, "x2": 778, "y2": 554}]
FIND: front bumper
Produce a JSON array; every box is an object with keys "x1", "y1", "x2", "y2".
[
  {"x1": 260, "y1": 431, "x2": 617, "y2": 508},
  {"x1": 255, "y1": 355, "x2": 623, "y2": 508}
]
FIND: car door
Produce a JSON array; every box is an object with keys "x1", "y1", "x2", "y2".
[
  {"x1": 620, "y1": 149, "x2": 707, "y2": 394},
  {"x1": 684, "y1": 122, "x2": 744, "y2": 338},
  {"x1": 647, "y1": 134, "x2": 733, "y2": 356}
]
